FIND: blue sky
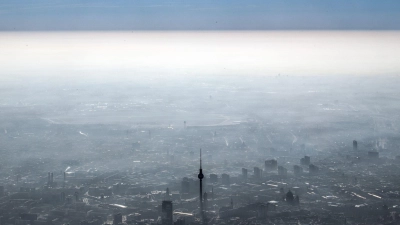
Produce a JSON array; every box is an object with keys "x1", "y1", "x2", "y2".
[{"x1": 1, "y1": 0, "x2": 400, "y2": 30}]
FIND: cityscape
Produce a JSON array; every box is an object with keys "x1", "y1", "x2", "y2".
[
  {"x1": 0, "y1": 75, "x2": 400, "y2": 225},
  {"x1": 1, "y1": 1, "x2": 400, "y2": 224}
]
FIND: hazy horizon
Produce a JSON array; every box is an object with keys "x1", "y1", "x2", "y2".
[{"x1": 1, "y1": 31, "x2": 400, "y2": 80}]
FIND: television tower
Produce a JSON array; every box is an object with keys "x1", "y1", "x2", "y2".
[{"x1": 198, "y1": 149, "x2": 205, "y2": 224}]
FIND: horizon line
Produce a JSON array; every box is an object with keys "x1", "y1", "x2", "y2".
[{"x1": 1, "y1": 29, "x2": 400, "y2": 32}]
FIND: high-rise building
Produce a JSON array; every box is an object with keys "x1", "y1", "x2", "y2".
[
  {"x1": 242, "y1": 168, "x2": 248, "y2": 180},
  {"x1": 265, "y1": 159, "x2": 278, "y2": 172},
  {"x1": 162, "y1": 200, "x2": 173, "y2": 225},
  {"x1": 309, "y1": 164, "x2": 319, "y2": 174},
  {"x1": 209, "y1": 174, "x2": 218, "y2": 183},
  {"x1": 221, "y1": 174, "x2": 230, "y2": 185},
  {"x1": 60, "y1": 192, "x2": 65, "y2": 203},
  {"x1": 254, "y1": 167, "x2": 262, "y2": 179},
  {"x1": 203, "y1": 192, "x2": 208, "y2": 210},
  {"x1": 293, "y1": 165, "x2": 303, "y2": 176},
  {"x1": 278, "y1": 166, "x2": 287, "y2": 177},
  {"x1": 353, "y1": 140, "x2": 358, "y2": 151},
  {"x1": 181, "y1": 177, "x2": 190, "y2": 194},
  {"x1": 300, "y1": 156, "x2": 310, "y2": 166}
]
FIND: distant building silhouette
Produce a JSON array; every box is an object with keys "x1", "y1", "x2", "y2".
[
  {"x1": 300, "y1": 156, "x2": 310, "y2": 166},
  {"x1": 253, "y1": 167, "x2": 262, "y2": 179},
  {"x1": 209, "y1": 174, "x2": 218, "y2": 183},
  {"x1": 265, "y1": 159, "x2": 278, "y2": 172},
  {"x1": 278, "y1": 166, "x2": 287, "y2": 177},
  {"x1": 221, "y1": 174, "x2": 230, "y2": 185},
  {"x1": 353, "y1": 140, "x2": 358, "y2": 151},
  {"x1": 242, "y1": 168, "x2": 248, "y2": 180},
  {"x1": 113, "y1": 213, "x2": 122, "y2": 225},
  {"x1": 181, "y1": 177, "x2": 190, "y2": 194},
  {"x1": 293, "y1": 165, "x2": 303, "y2": 176},
  {"x1": 0, "y1": 186, "x2": 4, "y2": 197},
  {"x1": 309, "y1": 164, "x2": 319, "y2": 174},
  {"x1": 204, "y1": 192, "x2": 208, "y2": 211},
  {"x1": 162, "y1": 200, "x2": 173, "y2": 225},
  {"x1": 368, "y1": 151, "x2": 379, "y2": 158},
  {"x1": 60, "y1": 192, "x2": 65, "y2": 203}
]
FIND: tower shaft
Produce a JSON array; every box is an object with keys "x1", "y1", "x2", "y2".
[{"x1": 198, "y1": 149, "x2": 205, "y2": 224}]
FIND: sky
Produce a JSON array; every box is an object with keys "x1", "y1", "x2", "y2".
[
  {"x1": 1, "y1": 1, "x2": 399, "y2": 78},
  {"x1": 0, "y1": 0, "x2": 400, "y2": 30}
]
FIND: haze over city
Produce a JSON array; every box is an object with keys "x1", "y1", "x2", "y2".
[{"x1": 0, "y1": 1, "x2": 400, "y2": 225}]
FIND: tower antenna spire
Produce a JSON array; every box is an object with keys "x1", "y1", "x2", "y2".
[{"x1": 200, "y1": 148, "x2": 202, "y2": 169}]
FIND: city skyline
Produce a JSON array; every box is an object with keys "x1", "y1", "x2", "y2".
[{"x1": 1, "y1": 1, "x2": 400, "y2": 224}]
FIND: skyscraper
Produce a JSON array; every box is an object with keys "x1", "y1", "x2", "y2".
[
  {"x1": 265, "y1": 159, "x2": 278, "y2": 172},
  {"x1": 278, "y1": 166, "x2": 287, "y2": 177},
  {"x1": 254, "y1": 167, "x2": 262, "y2": 179},
  {"x1": 162, "y1": 200, "x2": 173, "y2": 225},
  {"x1": 293, "y1": 165, "x2": 303, "y2": 176},
  {"x1": 203, "y1": 192, "x2": 208, "y2": 211},
  {"x1": 209, "y1": 174, "x2": 218, "y2": 183},
  {"x1": 242, "y1": 168, "x2": 248, "y2": 180},
  {"x1": 181, "y1": 177, "x2": 190, "y2": 194},
  {"x1": 221, "y1": 174, "x2": 230, "y2": 185}
]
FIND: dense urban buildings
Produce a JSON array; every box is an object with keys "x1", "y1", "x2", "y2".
[{"x1": 1, "y1": 75, "x2": 400, "y2": 225}]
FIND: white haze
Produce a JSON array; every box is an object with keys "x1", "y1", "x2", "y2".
[{"x1": 0, "y1": 31, "x2": 399, "y2": 79}]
